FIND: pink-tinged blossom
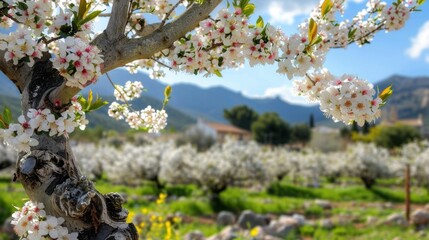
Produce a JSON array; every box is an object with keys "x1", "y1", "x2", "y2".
[
  {"x1": 0, "y1": 100, "x2": 88, "y2": 153},
  {"x1": 51, "y1": 37, "x2": 103, "y2": 89},
  {"x1": 11, "y1": 201, "x2": 78, "y2": 240}
]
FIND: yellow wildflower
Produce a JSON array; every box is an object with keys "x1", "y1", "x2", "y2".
[
  {"x1": 126, "y1": 211, "x2": 135, "y2": 223},
  {"x1": 250, "y1": 227, "x2": 259, "y2": 237},
  {"x1": 141, "y1": 208, "x2": 149, "y2": 215}
]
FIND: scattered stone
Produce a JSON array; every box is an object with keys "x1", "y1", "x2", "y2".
[
  {"x1": 411, "y1": 209, "x2": 429, "y2": 228},
  {"x1": 292, "y1": 214, "x2": 306, "y2": 226},
  {"x1": 277, "y1": 216, "x2": 299, "y2": 227},
  {"x1": 382, "y1": 202, "x2": 393, "y2": 209},
  {"x1": 217, "y1": 211, "x2": 236, "y2": 226},
  {"x1": 319, "y1": 218, "x2": 334, "y2": 229},
  {"x1": 184, "y1": 230, "x2": 205, "y2": 240},
  {"x1": 265, "y1": 220, "x2": 298, "y2": 239},
  {"x1": 384, "y1": 213, "x2": 408, "y2": 227},
  {"x1": 263, "y1": 236, "x2": 283, "y2": 240},
  {"x1": 207, "y1": 226, "x2": 240, "y2": 240},
  {"x1": 237, "y1": 210, "x2": 267, "y2": 229},
  {"x1": 314, "y1": 199, "x2": 332, "y2": 210},
  {"x1": 366, "y1": 216, "x2": 379, "y2": 225},
  {"x1": 334, "y1": 214, "x2": 357, "y2": 226}
]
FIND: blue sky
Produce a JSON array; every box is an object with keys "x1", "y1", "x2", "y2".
[{"x1": 152, "y1": 0, "x2": 429, "y2": 105}]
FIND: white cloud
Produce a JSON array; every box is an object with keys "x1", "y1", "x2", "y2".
[
  {"x1": 406, "y1": 21, "x2": 429, "y2": 58},
  {"x1": 263, "y1": 85, "x2": 317, "y2": 106},
  {"x1": 264, "y1": 0, "x2": 318, "y2": 25},
  {"x1": 254, "y1": 0, "x2": 365, "y2": 26}
]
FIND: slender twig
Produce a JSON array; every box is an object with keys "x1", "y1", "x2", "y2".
[
  {"x1": 158, "y1": 0, "x2": 184, "y2": 30},
  {"x1": 38, "y1": 36, "x2": 65, "y2": 45},
  {"x1": 150, "y1": 57, "x2": 172, "y2": 70},
  {"x1": 105, "y1": 72, "x2": 132, "y2": 108},
  {"x1": 306, "y1": 73, "x2": 316, "y2": 85},
  {"x1": 345, "y1": 21, "x2": 385, "y2": 47},
  {"x1": 4, "y1": 13, "x2": 22, "y2": 24}
]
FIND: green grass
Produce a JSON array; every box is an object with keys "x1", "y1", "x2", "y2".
[
  {"x1": 301, "y1": 225, "x2": 426, "y2": 240},
  {"x1": 267, "y1": 181, "x2": 429, "y2": 203},
  {"x1": 2, "y1": 177, "x2": 429, "y2": 239}
]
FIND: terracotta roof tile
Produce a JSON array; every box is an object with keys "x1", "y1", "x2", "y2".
[{"x1": 205, "y1": 122, "x2": 251, "y2": 135}]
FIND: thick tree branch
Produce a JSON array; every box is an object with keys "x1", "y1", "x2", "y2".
[
  {"x1": 49, "y1": 0, "x2": 222, "y2": 105},
  {"x1": 136, "y1": 23, "x2": 162, "y2": 38},
  {"x1": 94, "y1": 0, "x2": 222, "y2": 72},
  {"x1": 105, "y1": 0, "x2": 131, "y2": 41}
]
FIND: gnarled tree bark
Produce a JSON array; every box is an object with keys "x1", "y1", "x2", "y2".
[
  {"x1": 0, "y1": 0, "x2": 223, "y2": 239},
  {"x1": 15, "y1": 59, "x2": 138, "y2": 239}
]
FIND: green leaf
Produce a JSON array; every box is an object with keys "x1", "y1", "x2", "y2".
[
  {"x1": 89, "y1": 96, "x2": 108, "y2": 111},
  {"x1": 78, "y1": 0, "x2": 87, "y2": 20},
  {"x1": 79, "y1": 10, "x2": 103, "y2": 25},
  {"x1": 164, "y1": 85, "x2": 172, "y2": 99},
  {"x1": 0, "y1": 107, "x2": 12, "y2": 129},
  {"x1": 256, "y1": 16, "x2": 264, "y2": 28},
  {"x1": 308, "y1": 18, "x2": 318, "y2": 44},
  {"x1": 418, "y1": 0, "x2": 426, "y2": 5},
  {"x1": 163, "y1": 85, "x2": 172, "y2": 108},
  {"x1": 0, "y1": 116, "x2": 6, "y2": 129},
  {"x1": 3, "y1": 107, "x2": 12, "y2": 124},
  {"x1": 77, "y1": 95, "x2": 89, "y2": 110},
  {"x1": 226, "y1": 0, "x2": 230, "y2": 8},
  {"x1": 348, "y1": 28, "x2": 357, "y2": 39},
  {"x1": 312, "y1": 36, "x2": 323, "y2": 46},
  {"x1": 213, "y1": 69, "x2": 223, "y2": 77},
  {"x1": 379, "y1": 85, "x2": 393, "y2": 103},
  {"x1": 321, "y1": 0, "x2": 333, "y2": 18},
  {"x1": 88, "y1": 90, "x2": 93, "y2": 107},
  {"x1": 16, "y1": 2, "x2": 28, "y2": 11},
  {"x1": 242, "y1": 3, "x2": 255, "y2": 17},
  {"x1": 239, "y1": 0, "x2": 250, "y2": 9}
]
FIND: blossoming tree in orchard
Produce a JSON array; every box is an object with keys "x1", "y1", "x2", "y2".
[{"x1": 0, "y1": 0, "x2": 424, "y2": 238}]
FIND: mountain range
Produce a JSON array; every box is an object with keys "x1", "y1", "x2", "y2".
[{"x1": 0, "y1": 70, "x2": 428, "y2": 131}]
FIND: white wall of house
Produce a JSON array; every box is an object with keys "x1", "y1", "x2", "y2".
[{"x1": 194, "y1": 118, "x2": 217, "y2": 139}]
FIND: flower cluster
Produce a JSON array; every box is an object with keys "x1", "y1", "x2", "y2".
[
  {"x1": 0, "y1": 15, "x2": 13, "y2": 28},
  {"x1": 167, "y1": 8, "x2": 286, "y2": 76},
  {"x1": 8, "y1": 0, "x2": 53, "y2": 35},
  {"x1": 11, "y1": 201, "x2": 78, "y2": 240},
  {"x1": 134, "y1": 0, "x2": 175, "y2": 20},
  {"x1": 277, "y1": 33, "x2": 326, "y2": 80},
  {"x1": 120, "y1": 106, "x2": 168, "y2": 133},
  {"x1": 0, "y1": 99, "x2": 88, "y2": 152},
  {"x1": 114, "y1": 81, "x2": 144, "y2": 102},
  {"x1": 294, "y1": 69, "x2": 382, "y2": 126},
  {"x1": 0, "y1": 28, "x2": 45, "y2": 67},
  {"x1": 126, "y1": 59, "x2": 167, "y2": 79},
  {"x1": 0, "y1": 117, "x2": 38, "y2": 153},
  {"x1": 108, "y1": 81, "x2": 168, "y2": 133},
  {"x1": 383, "y1": 0, "x2": 411, "y2": 31},
  {"x1": 51, "y1": 37, "x2": 103, "y2": 89}
]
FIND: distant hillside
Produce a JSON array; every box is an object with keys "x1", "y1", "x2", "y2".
[
  {"x1": 84, "y1": 69, "x2": 328, "y2": 124},
  {"x1": 375, "y1": 75, "x2": 429, "y2": 120},
  {"x1": 0, "y1": 70, "x2": 196, "y2": 131},
  {"x1": 2, "y1": 70, "x2": 427, "y2": 131}
]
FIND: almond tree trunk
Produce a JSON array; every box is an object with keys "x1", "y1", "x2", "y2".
[{"x1": 14, "y1": 59, "x2": 138, "y2": 240}]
